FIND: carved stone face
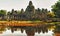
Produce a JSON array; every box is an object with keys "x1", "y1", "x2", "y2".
[{"x1": 29, "y1": 1, "x2": 33, "y2": 6}]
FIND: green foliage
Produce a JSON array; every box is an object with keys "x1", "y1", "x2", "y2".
[
  {"x1": 47, "y1": 12, "x2": 55, "y2": 18},
  {"x1": 0, "y1": 10, "x2": 6, "y2": 15},
  {"x1": 51, "y1": 0, "x2": 60, "y2": 18}
]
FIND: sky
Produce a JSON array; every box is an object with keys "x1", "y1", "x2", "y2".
[{"x1": 0, "y1": 0, "x2": 58, "y2": 11}]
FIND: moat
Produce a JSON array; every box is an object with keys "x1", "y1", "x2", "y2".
[{"x1": 0, "y1": 23, "x2": 60, "y2": 36}]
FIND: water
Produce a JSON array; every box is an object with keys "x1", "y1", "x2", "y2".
[
  {"x1": 0, "y1": 26, "x2": 54, "y2": 36},
  {"x1": 0, "y1": 30, "x2": 53, "y2": 36}
]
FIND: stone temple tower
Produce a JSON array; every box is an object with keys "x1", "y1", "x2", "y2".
[
  {"x1": 25, "y1": 1, "x2": 35, "y2": 13},
  {"x1": 25, "y1": 1, "x2": 35, "y2": 19}
]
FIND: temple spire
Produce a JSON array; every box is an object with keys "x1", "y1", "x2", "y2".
[{"x1": 29, "y1": 1, "x2": 33, "y2": 6}]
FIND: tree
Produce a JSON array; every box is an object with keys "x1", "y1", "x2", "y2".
[
  {"x1": 47, "y1": 11, "x2": 55, "y2": 18},
  {"x1": 0, "y1": 10, "x2": 7, "y2": 20},
  {"x1": 51, "y1": 0, "x2": 60, "y2": 18},
  {"x1": 0, "y1": 10, "x2": 6, "y2": 15}
]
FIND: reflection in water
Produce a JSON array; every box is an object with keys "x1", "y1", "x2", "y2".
[
  {"x1": 0, "y1": 24, "x2": 60, "y2": 36},
  {"x1": 53, "y1": 24, "x2": 60, "y2": 36},
  {"x1": 9, "y1": 26, "x2": 53, "y2": 36},
  {"x1": 0, "y1": 26, "x2": 6, "y2": 34}
]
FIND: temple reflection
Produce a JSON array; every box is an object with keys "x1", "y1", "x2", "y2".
[
  {"x1": 0, "y1": 24, "x2": 60, "y2": 36},
  {"x1": 9, "y1": 26, "x2": 49, "y2": 36},
  {"x1": 0, "y1": 26, "x2": 6, "y2": 34}
]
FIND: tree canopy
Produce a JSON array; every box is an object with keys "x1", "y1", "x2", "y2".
[
  {"x1": 51, "y1": 0, "x2": 60, "y2": 18},
  {"x1": 0, "y1": 10, "x2": 6, "y2": 15}
]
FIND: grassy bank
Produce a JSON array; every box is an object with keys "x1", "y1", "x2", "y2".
[{"x1": 0, "y1": 21, "x2": 60, "y2": 24}]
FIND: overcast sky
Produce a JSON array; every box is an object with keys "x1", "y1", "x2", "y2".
[{"x1": 0, "y1": 0, "x2": 58, "y2": 11}]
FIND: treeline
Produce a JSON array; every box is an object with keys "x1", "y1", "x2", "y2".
[{"x1": 0, "y1": 1, "x2": 56, "y2": 21}]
